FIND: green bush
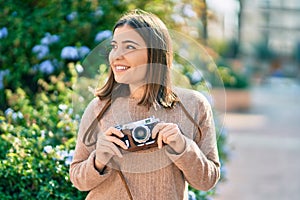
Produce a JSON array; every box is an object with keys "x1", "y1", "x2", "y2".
[
  {"x1": 0, "y1": 67, "x2": 86, "y2": 199},
  {"x1": 0, "y1": 0, "x2": 128, "y2": 110}
]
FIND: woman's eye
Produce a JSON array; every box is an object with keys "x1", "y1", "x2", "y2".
[
  {"x1": 110, "y1": 44, "x2": 117, "y2": 49},
  {"x1": 126, "y1": 45, "x2": 136, "y2": 50}
]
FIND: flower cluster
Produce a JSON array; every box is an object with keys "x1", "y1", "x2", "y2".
[
  {"x1": 171, "y1": 3, "x2": 197, "y2": 25},
  {"x1": 4, "y1": 107, "x2": 24, "y2": 121},
  {"x1": 31, "y1": 33, "x2": 61, "y2": 74},
  {"x1": 43, "y1": 145, "x2": 74, "y2": 166},
  {"x1": 32, "y1": 32, "x2": 60, "y2": 60},
  {"x1": 0, "y1": 27, "x2": 8, "y2": 39},
  {"x1": 61, "y1": 46, "x2": 90, "y2": 61},
  {"x1": 95, "y1": 30, "x2": 112, "y2": 42}
]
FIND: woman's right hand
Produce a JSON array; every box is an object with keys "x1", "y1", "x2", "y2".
[{"x1": 95, "y1": 127, "x2": 128, "y2": 171}]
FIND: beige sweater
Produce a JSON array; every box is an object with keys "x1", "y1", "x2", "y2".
[{"x1": 70, "y1": 87, "x2": 220, "y2": 200}]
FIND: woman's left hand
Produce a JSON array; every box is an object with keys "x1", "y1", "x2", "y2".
[{"x1": 151, "y1": 122, "x2": 186, "y2": 154}]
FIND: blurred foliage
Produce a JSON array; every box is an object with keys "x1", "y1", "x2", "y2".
[
  {"x1": 253, "y1": 40, "x2": 276, "y2": 61},
  {"x1": 208, "y1": 39, "x2": 250, "y2": 89},
  {"x1": 216, "y1": 59, "x2": 250, "y2": 89},
  {"x1": 293, "y1": 42, "x2": 300, "y2": 63},
  {"x1": 0, "y1": 65, "x2": 86, "y2": 199},
  {"x1": 0, "y1": 0, "x2": 229, "y2": 199},
  {"x1": 209, "y1": 39, "x2": 239, "y2": 59}
]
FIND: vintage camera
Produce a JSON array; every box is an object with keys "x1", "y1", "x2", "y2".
[{"x1": 115, "y1": 116, "x2": 160, "y2": 152}]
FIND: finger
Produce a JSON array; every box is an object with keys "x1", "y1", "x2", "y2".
[
  {"x1": 157, "y1": 124, "x2": 176, "y2": 135},
  {"x1": 101, "y1": 140, "x2": 123, "y2": 158},
  {"x1": 151, "y1": 122, "x2": 166, "y2": 139},
  {"x1": 105, "y1": 127, "x2": 124, "y2": 138},
  {"x1": 159, "y1": 124, "x2": 181, "y2": 144},
  {"x1": 157, "y1": 131, "x2": 164, "y2": 149},
  {"x1": 163, "y1": 132, "x2": 179, "y2": 144},
  {"x1": 106, "y1": 135, "x2": 128, "y2": 150},
  {"x1": 161, "y1": 131, "x2": 175, "y2": 144}
]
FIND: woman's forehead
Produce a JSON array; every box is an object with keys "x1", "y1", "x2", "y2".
[{"x1": 112, "y1": 25, "x2": 145, "y2": 44}]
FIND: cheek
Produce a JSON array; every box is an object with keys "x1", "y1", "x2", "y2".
[
  {"x1": 132, "y1": 51, "x2": 148, "y2": 67},
  {"x1": 108, "y1": 52, "x2": 113, "y2": 64}
]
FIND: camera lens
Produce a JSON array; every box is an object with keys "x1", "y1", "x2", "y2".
[{"x1": 132, "y1": 126, "x2": 150, "y2": 143}]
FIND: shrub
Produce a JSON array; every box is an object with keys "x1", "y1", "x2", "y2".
[{"x1": 0, "y1": 66, "x2": 87, "y2": 199}]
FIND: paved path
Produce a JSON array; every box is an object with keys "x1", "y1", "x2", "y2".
[{"x1": 214, "y1": 78, "x2": 300, "y2": 200}]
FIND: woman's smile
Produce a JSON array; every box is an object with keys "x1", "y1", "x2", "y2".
[
  {"x1": 109, "y1": 25, "x2": 148, "y2": 88},
  {"x1": 114, "y1": 65, "x2": 131, "y2": 72}
]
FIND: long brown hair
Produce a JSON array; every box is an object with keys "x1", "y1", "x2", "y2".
[{"x1": 95, "y1": 9, "x2": 177, "y2": 108}]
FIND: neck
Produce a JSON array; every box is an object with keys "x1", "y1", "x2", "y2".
[{"x1": 129, "y1": 84, "x2": 145, "y2": 100}]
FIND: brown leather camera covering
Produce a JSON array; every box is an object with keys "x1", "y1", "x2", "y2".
[{"x1": 121, "y1": 129, "x2": 158, "y2": 152}]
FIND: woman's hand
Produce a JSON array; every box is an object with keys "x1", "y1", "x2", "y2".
[
  {"x1": 151, "y1": 122, "x2": 186, "y2": 154},
  {"x1": 95, "y1": 127, "x2": 128, "y2": 171}
]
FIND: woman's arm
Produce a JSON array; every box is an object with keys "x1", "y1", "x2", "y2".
[
  {"x1": 69, "y1": 140, "x2": 112, "y2": 191},
  {"x1": 165, "y1": 93, "x2": 221, "y2": 191},
  {"x1": 69, "y1": 98, "x2": 112, "y2": 191}
]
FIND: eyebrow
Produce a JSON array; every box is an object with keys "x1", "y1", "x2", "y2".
[{"x1": 111, "y1": 40, "x2": 141, "y2": 46}]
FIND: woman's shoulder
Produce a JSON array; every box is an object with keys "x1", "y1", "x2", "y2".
[
  {"x1": 77, "y1": 97, "x2": 109, "y2": 140},
  {"x1": 174, "y1": 87, "x2": 210, "y2": 105},
  {"x1": 80, "y1": 97, "x2": 109, "y2": 122}
]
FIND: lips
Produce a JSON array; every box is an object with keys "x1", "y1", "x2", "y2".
[{"x1": 114, "y1": 65, "x2": 130, "y2": 72}]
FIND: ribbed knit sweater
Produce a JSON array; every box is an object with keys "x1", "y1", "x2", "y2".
[{"x1": 69, "y1": 87, "x2": 220, "y2": 200}]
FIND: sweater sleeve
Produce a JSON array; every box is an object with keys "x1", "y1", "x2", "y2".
[
  {"x1": 69, "y1": 98, "x2": 112, "y2": 191},
  {"x1": 165, "y1": 93, "x2": 221, "y2": 191}
]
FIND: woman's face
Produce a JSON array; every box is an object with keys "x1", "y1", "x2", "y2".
[{"x1": 109, "y1": 25, "x2": 148, "y2": 87}]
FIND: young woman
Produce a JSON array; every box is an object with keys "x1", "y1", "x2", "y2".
[{"x1": 70, "y1": 9, "x2": 220, "y2": 200}]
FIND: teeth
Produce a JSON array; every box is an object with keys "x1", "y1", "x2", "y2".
[{"x1": 116, "y1": 65, "x2": 129, "y2": 70}]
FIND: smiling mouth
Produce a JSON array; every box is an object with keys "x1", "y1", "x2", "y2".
[{"x1": 115, "y1": 65, "x2": 130, "y2": 72}]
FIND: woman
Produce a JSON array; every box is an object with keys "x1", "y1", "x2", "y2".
[{"x1": 70, "y1": 9, "x2": 220, "y2": 200}]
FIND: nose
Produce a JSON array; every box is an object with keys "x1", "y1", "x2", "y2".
[{"x1": 109, "y1": 47, "x2": 125, "y2": 62}]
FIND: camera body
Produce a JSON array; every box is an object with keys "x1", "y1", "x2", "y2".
[{"x1": 115, "y1": 116, "x2": 160, "y2": 152}]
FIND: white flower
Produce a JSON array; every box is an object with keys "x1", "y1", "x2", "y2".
[
  {"x1": 17, "y1": 111, "x2": 24, "y2": 119},
  {"x1": 4, "y1": 108, "x2": 14, "y2": 116},
  {"x1": 68, "y1": 108, "x2": 73, "y2": 115},
  {"x1": 171, "y1": 14, "x2": 185, "y2": 24},
  {"x1": 38, "y1": 60, "x2": 55, "y2": 74},
  {"x1": 32, "y1": 44, "x2": 49, "y2": 60},
  {"x1": 183, "y1": 4, "x2": 197, "y2": 18},
  {"x1": 56, "y1": 149, "x2": 69, "y2": 160},
  {"x1": 64, "y1": 150, "x2": 74, "y2": 166},
  {"x1": 65, "y1": 157, "x2": 72, "y2": 165},
  {"x1": 190, "y1": 70, "x2": 203, "y2": 83},
  {"x1": 58, "y1": 104, "x2": 68, "y2": 111},
  {"x1": 94, "y1": 8, "x2": 104, "y2": 17},
  {"x1": 12, "y1": 112, "x2": 18, "y2": 120},
  {"x1": 66, "y1": 11, "x2": 78, "y2": 22},
  {"x1": 41, "y1": 32, "x2": 60, "y2": 45},
  {"x1": 95, "y1": 30, "x2": 112, "y2": 42},
  {"x1": 61, "y1": 46, "x2": 79, "y2": 60},
  {"x1": 0, "y1": 27, "x2": 8, "y2": 39},
  {"x1": 188, "y1": 191, "x2": 196, "y2": 200},
  {"x1": 41, "y1": 130, "x2": 46, "y2": 138},
  {"x1": 75, "y1": 114, "x2": 81, "y2": 120},
  {"x1": 75, "y1": 63, "x2": 84, "y2": 73},
  {"x1": 44, "y1": 145, "x2": 53, "y2": 153}
]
